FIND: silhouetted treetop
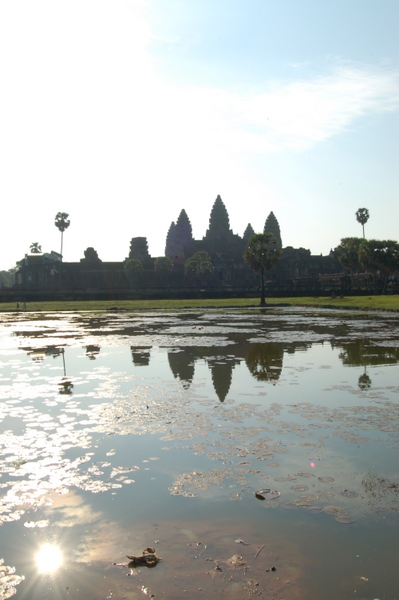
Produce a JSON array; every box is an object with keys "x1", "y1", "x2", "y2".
[
  {"x1": 154, "y1": 256, "x2": 174, "y2": 275},
  {"x1": 264, "y1": 212, "x2": 282, "y2": 249},
  {"x1": 30, "y1": 242, "x2": 42, "y2": 254},
  {"x1": 55, "y1": 212, "x2": 70, "y2": 259},
  {"x1": 356, "y1": 208, "x2": 370, "y2": 239},
  {"x1": 124, "y1": 258, "x2": 143, "y2": 273},
  {"x1": 184, "y1": 251, "x2": 215, "y2": 284}
]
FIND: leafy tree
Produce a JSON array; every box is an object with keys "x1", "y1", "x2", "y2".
[
  {"x1": 336, "y1": 237, "x2": 363, "y2": 274},
  {"x1": 0, "y1": 270, "x2": 13, "y2": 287},
  {"x1": 155, "y1": 256, "x2": 174, "y2": 273},
  {"x1": 30, "y1": 242, "x2": 42, "y2": 253},
  {"x1": 124, "y1": 258, "x2": 143, "y2": 273},
  {"x1": 358, "y1": 369, "x2": 371, "y2": 390},
  {"x1": 155, "y1": 256, "x2": 174, "y2": 282},
  {"x1": 184, "y1": 251, "x2": 215, "y2": 284},
  {"x1": 264, "y1": 212, "x2": 282, "y2": 249},
  {"x1": 184, "y1": 257, "x2": 197, "y2": 279},
  {"x1": 244, "y1": 233, "x2": 281, "y2": 306},
  {"x1": 196, "y1": 259, "x2": 215, "y2": 284},
  {"x1": 54, "y1": 212, "x2": 70, "y2": 259},
  {"x1": 355, "y1": 208, "x2": 370, "y2": 239},
  {"x1": 358, "y1": 239, "x2": 399, "y2": 293}
]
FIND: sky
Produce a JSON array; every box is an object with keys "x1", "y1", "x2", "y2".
[{"x1": 0, "y1": 0, "x2": 398, "y2": 271}]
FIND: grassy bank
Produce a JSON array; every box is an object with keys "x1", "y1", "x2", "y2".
[{"x1": 1, "y1": 295, "x2": 399, "y2": 313}]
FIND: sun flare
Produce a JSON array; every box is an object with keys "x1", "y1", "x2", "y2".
[{"x1": 35, "y1": 544, "x2": 63, "y2": 573}]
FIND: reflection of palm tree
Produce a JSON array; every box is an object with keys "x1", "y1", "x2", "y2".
[
  {"x1": 358, "y1": 368, "x2": 371, "y2": 390},
  {"x1": 59, "y1": 348, "x2": 74, "y2": 395},
  {"x1": 59, "y1": 379, "x2": 74, "y2": 394},
  {"x1": 245, "y1": 343, "x2": 283, "y2": 383}
]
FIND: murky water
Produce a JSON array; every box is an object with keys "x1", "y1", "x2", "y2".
[{"x1": 1, "y1": 308, "x2": 399, "y2": 600}]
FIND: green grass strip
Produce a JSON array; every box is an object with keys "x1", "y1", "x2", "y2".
[{"x1": 1, "y1": 295, "x2": 398, "y2": 313}]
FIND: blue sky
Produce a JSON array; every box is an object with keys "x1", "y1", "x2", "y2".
[{"x1": 0, "y1": 0, "x2": 398, "y2": 270}]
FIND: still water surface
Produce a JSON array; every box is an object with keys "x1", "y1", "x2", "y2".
[{"x1": 0, "y1": 308, "x2": 399, "y2": 599}]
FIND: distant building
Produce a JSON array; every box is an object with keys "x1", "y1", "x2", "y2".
[{"x1": 13, "y1": 196, "x2": 345, "y2": 298}]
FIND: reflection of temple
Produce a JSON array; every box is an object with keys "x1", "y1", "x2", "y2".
[
  {"x1": 19, "y1": 345, "x2": 62, "y2": 363},
  {"x1": 207, "y1": 356, "x2": 241, "y2": 402},
  {"x1": 168, "y1": 342, "x2": 284, "y2": 401},
  {"x1": 168, "y1": 350, "x2": 195, "y2": 389},
  {"x1": 131, "y1": 347, "x2": 151, "y2": 366},
  {"x1": 358, "y1": 368, "x2": 372, "y2": 390}
]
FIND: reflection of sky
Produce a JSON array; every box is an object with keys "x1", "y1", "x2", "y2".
[{"x1": 1, "y1": 311, "x2": 399, "y2": 599}]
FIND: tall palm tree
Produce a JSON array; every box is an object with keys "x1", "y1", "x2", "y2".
[
  {"x1": 30, "y1": 242, "x2": 42, "y2": 253},
  {"x1": 244, "y1": 233, "x2": 281, "y2": 306},
  {"x1": 54, "y1": 212, "x2": 70, "y2": 259},
  {"x1": 355, "y1": 208, "x2": 369, "y2": 239}
]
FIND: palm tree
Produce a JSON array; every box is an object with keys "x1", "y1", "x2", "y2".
[
  {"x1": 244, "y1": 233, "x2": 281, "y2": 306},
  {"x1": 30, "y1": 242, "x2": 42, "y2": 253},
  {"x1": 355, "y1": 208, "x2": 370, "y2": 239},
  {"x1": 54, "y1": 212, "x2": 70, "y2": 259}
]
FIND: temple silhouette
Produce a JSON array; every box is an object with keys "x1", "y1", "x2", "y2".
[{"x1": 11, "y1": 195, "x2": 358, "y2": 300}]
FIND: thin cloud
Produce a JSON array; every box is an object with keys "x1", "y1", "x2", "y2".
[{"x1": 174, "y1": 66, "x2": 399, "y2": 153}]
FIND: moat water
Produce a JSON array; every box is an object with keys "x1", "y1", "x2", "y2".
[{"x1": 0, "y1": 308, "x2": 399, "y2": 600}]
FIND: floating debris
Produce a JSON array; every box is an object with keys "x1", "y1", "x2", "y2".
[
  {"x1": 126, "y1": 547, "x2": 162, "y2": 568},
  {"x1": 255, "y1": 489, "x2": 281, "y2": 500},
  {"x1": 226, "y1": 554, "x2": 246, "y2": 567}
]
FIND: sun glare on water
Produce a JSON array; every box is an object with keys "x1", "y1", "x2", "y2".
[{"x1": 35, "y1": 544, "x2": 63, "y2": 573}]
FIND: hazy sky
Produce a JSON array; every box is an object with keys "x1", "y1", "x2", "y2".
[{"x1": 1, "y1": 0, "x2": 398, "y2": 270}]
